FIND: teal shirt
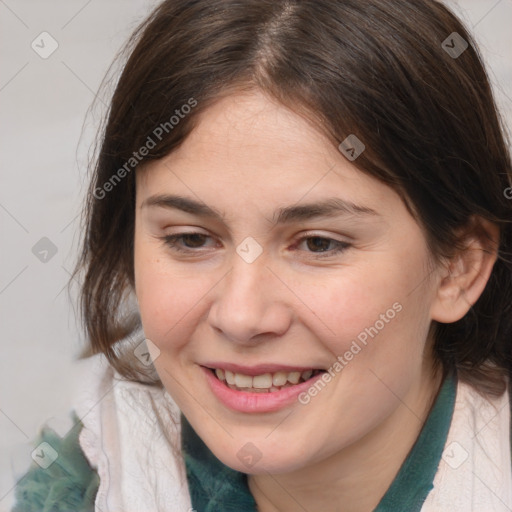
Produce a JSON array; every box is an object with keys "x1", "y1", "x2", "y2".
[
  {"x1": 11, "y1": 373, "x2": 500, "y2": 512},
  {"x1": 11, "y1": 412, "x2": 100, "y2": 512}
]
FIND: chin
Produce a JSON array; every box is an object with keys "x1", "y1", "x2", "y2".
[{"x1": 203, "y1": 432, "x2": 317, "y2": 475}]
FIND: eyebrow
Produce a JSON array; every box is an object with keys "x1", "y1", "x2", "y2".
[{"x1": 141, "y1": 194, "x2": 379, "y2": 224}]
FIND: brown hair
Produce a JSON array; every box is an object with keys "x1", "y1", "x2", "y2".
[{"x1": 76, "y1": 0, "x2": 512, "y2": 394}]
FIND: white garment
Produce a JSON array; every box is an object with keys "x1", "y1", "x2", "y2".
[
  {"x1": 423, "y1": 376, "x2": 512, "y2": 511},
  {"x1": 73, "y1": 353, "x2": 512, "y2": 512},
  {"x1": 74, "y1": 353, "x2": 192, "y2": 512}
]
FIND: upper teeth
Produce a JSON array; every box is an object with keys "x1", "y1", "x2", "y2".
[{"x1": 214, "y1": 369, "x2": 314, "y2": 389}]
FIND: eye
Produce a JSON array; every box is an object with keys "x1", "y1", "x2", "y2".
[
  {"x1": 162, "y1": 232, "x2": 217, "y2": 253},
  {"x1": 294, "y1": 234, "x2": 350, "y2": 258}
]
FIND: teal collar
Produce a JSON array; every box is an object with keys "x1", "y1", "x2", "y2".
[{"x1": 181, "y1": 373, "x2": 456, "y2": 512}]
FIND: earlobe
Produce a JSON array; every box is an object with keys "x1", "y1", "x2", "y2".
[{"x1": 430, "y1": 217, "x2": 499, "y2": 324}]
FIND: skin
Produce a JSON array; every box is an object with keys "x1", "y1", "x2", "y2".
[{"x1": 133, "y1": 90, "x2": 497, "y2": 512}]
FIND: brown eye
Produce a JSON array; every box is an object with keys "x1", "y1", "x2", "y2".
[
  {"x1": 294, "y1": 234, "x2": 351, "y2": 259},
  {"x1": 162, "y1": 232, "x2": 216, "y2": 253},
  {"x1": 180, "y1": 233, "x2": 208, "y2": 248},
  {"x1": 305, "y1": 237, "x2": 333, "y2": 252}
]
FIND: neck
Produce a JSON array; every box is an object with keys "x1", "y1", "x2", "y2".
[{"x1": 248, "y1": 363, "x2": 443, "y2": 512}]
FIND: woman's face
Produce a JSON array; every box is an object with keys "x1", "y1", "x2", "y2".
[{"x1": 134, "y1": 90, "x2": 442, "y2": 474}]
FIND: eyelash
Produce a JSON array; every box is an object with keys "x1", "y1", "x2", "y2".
[{"x1": 161, "y1": 232, "x2": 350, "y2": 259}]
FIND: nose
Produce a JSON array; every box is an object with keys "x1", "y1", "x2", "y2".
[{"x1": 207, "y1": 255, "x2": 292, "y2": 345}]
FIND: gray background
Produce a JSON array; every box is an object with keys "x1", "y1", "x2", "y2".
[{"x1": 0, "y1": 0, "x2": 511, "y2": 509}]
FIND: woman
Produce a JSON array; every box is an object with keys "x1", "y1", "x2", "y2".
[{"x1": 13, "y1": 0, "x2": 512, "y2": 510}]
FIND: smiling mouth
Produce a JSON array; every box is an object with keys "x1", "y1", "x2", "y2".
[{"x1": 206, "y1": 367, "x2": 325, "y2": 393}]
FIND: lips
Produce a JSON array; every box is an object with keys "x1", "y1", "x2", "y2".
[{"x1": 200, "y1": 363, "x2": 327, "y2": 413}]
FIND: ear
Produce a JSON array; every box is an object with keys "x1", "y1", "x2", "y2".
[{"x1": 430, "y1": 217, "x2": 499, "y2": 324}]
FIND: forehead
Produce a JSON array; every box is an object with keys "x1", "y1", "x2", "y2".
[
  {"x1": 155, "y1": 91, "x2": 334, "y2": 172},
  {"x1": 136, "y1": 90, "x2": 403, "y2": 219}
]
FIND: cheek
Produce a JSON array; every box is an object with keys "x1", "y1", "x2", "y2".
[
  {"x1": 134, "y1": 240, "x2": 212, "y2": 351},
  {"x1": 291, "y1": 254, "x2": 432, "y2": 360},
  {"x1": 317, "y1": 261, "x2": 435, "y2": 417},
  {"x1": 137, "y1": 275, "x2": 206, "y2": 348}
]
